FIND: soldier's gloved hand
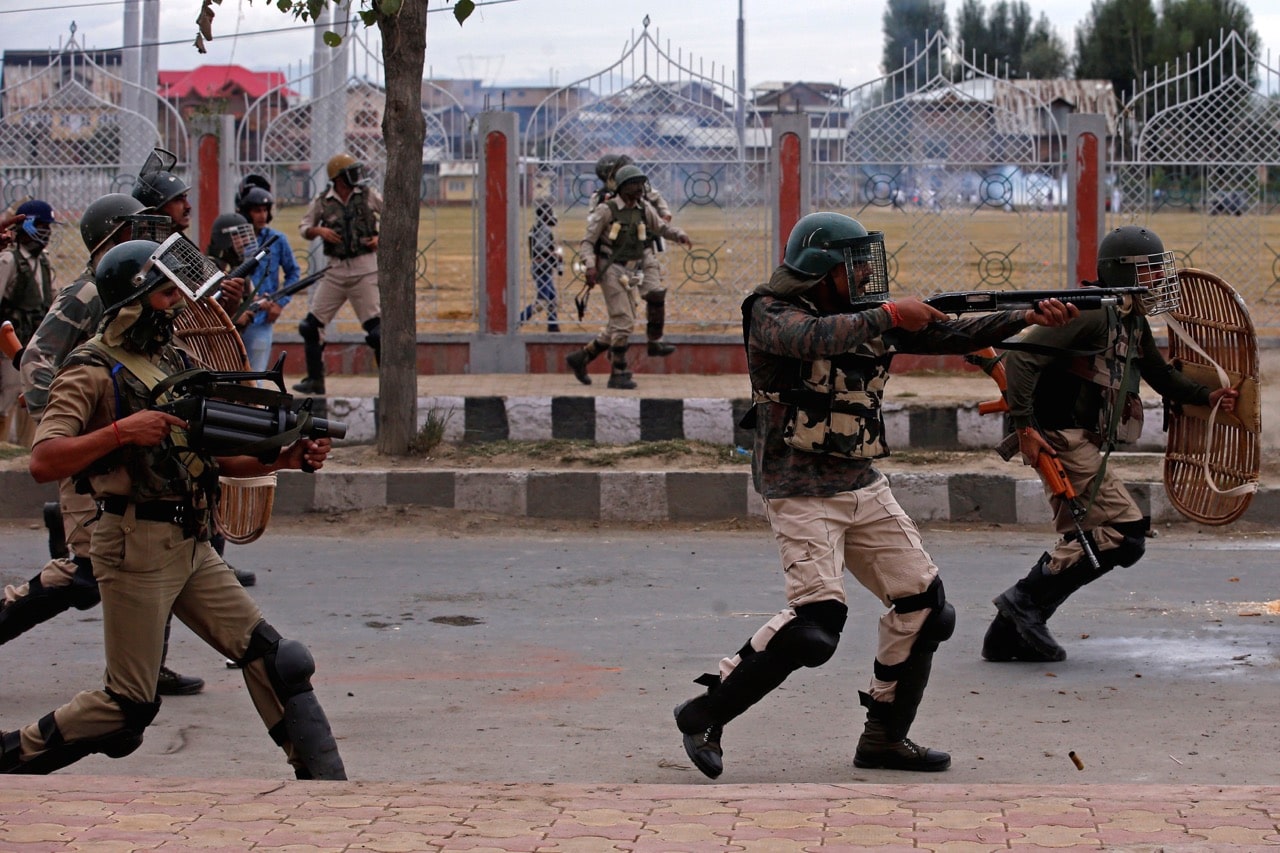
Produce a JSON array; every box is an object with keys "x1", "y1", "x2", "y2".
[
  {"x1": 1017, "y1": 426, "x2": 1055, "y2": 468},
  {"x1": 585, "y1": 268, "x2": 597, "y2": 288},
  {"x1": 890, "y1": 298, "x2": 948, "y2": 332}
]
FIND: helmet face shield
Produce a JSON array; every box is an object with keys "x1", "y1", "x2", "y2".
[
  {"x1": 834, "y1": 232, "x2": 890, "y2": 306},
  {"x1": 1123, "y1": 250, "x2": 1182, "y2": 315}
]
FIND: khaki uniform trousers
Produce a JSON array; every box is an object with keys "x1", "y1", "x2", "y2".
[
  {"x1": 307, "y1": 252, "x2": 380, "y2": 328},
  {"x1": 594, "y1": 261, "x2": 641, "y2": 348},
  {"x1": 11, "y1": 509, "x2": 300, "y2": 769},
  {"x1": 728, "y1": 474, "x2": 939, "y2": 704},
  {"x1": 1041, "y1": 428, "x2": 1145, "y2": 573}
]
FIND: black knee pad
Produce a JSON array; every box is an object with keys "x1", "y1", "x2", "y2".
[
  {"x1": 1101, "y1": 518, "x2": 1148, "y2": 569},
  {"x1": 890, "y1": 576, "x2": 956, "y2": 653},
  {"x1": 642, "y1": 289, "x2": 667, "y2": 305},
  {"x1": 240, "y1": 621, "x2": 315, "y2": 702},
  {"x1": 298, "y1": 313, "x2": 324, "y2": 343},
  {"x1": 770, "y1": 600, "x2": 848, "y2": 668}
]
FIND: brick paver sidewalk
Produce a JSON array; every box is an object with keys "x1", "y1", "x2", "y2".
[{"x1": 1, "y1": 777, "x2": 1277, "y2": 850}]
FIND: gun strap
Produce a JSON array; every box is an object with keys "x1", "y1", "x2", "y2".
[{"x1": 1084, "y1": 309, "x2": 1141, "y2": 512}]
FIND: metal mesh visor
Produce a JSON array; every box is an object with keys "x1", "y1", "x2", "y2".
[
  {"x1": 123, "y1": 214, "x2": 175, "y2": 245},
  {"x1": 1127, "y1": 250, "x2": 1182, "y2": 315},
  {"x1": 146, "y1": 233, "x2": 224, "y2": 300},
  {"x1": 842, "y1": 232, "x2": 890, "y2": 306},
  {"x1": 222, "y1": 222, "x2": 259, "y2": 260}
]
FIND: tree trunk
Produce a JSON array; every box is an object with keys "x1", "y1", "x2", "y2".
[{"x1": 375, "y1": 0, "x2": 428, "y2": 455}]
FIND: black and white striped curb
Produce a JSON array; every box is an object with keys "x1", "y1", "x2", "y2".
[
  {"x1": 319, "y1": 395, "x2": 1173, "y2": 452},
  {"x1": 2, "y1": 468, "x2": 1273, "y2": 525}
]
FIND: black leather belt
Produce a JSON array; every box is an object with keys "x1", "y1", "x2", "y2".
[{"x1": 99, "y1": 496, "x2": 191, "y2": 527}]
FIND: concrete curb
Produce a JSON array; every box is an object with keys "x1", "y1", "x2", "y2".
[
  {"x1": 320, "y1": 394, "x2": 1175, "y2": 453},
  {"x1": 8, "y1": 468, "x2": 1269, "y2": 525}
]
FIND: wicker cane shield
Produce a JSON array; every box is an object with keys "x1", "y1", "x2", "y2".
[
  {"x1": 172, "y1": 296, "x2": 277, "y2": 544},
  {"x1": 1162, "y1": 269, "x2": 1261, "y2": 525}
]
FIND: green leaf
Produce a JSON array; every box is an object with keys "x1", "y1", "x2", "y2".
[
  {"x1": 322, "y1": 30, "x2": 344, "y2": 46},
  {"x1": 275, "y1": 0, "x2": 291, "y2": 11},
  {"x1": 454, "y1": 0, "x2": 475, "y2": 25},
  {"x1": 358, "y1": 9, "x2": 378, "y2": 26}
]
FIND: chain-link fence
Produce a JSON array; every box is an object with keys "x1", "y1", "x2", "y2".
[
  {"x1": 1111, "y1": 30, "x2": 1280, "y2": 330},
  {"x1": 521, "y1": 18, "x2": 770, "y2": 336},
  {"x1": 811, "y1": 32, "x2": 1070, "y2": 300},
  {"x1": 0, "y1": 31, "x2": 187, "y2": 284},
  {"x1": 234, "y1": 27, "x2": 477, "y2": 335}
]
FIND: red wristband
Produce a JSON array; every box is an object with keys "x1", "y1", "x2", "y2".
[
  {"x1": 884, "y1": 302, "x2": 901, "y2": 327},
  {"x1": 112, "y1": 421, "x2": 123, "y2": 447}
]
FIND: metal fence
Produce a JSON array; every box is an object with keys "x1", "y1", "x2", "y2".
[
  {"x1": 234, "y1": 26, "x2": 477, "y2": 334},
  {"x1": 1111, "y1": 30, "x2": 1280, "y2": 329},
  {"x1": 4, "y1": 23, "x2": 1279, "y2": 336},
  {"x1": 520, "y1": 18, "x2": 771, "y2": 336},
  {"x1": 0, "y1": 29, "x2": 188, "y2": 285}
]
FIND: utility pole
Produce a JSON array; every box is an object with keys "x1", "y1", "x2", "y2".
[{"x1": 735, "y1": 0, "x2": 746, "y2": 150}]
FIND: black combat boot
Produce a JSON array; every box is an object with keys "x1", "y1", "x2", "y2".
[
  {"x1": 607, "y1": 345, "x2": 636, "y2": 389},
  {"x1": 566, "y1": 341, "x2": 604, "y2": 385},
  {"x1": 854, "y1": 692, "x2": 951, "y2": 771},
  {"x1": 674, "y1": 647, "x2": 803, "y2": 779},
  {"x1": 993, "y1": 550, "x2": 1120, "y2": 663},
  {"x1": 643, "y1": 292, "x2": 675, "y2": 356},
  {"x1": 293, "y1": 338, "x2": 326, "y2": 395},
  {"x1": 981, "y1": 612, "x2": 1060, "y2": 662}
]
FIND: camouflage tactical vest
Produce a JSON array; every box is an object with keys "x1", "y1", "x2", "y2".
[
  {"x1": 66, "y1": 339, "x2": 214, "y2": 503},
  {"x1": 1069, "y1": 307, "x2": 1144, "y2": 444},
  {"x1": 1, "y1": 246, "x2": 53, "y2": 343},
  {"x1": 597, "y1": 200, "x2": 648, "y2": 265},
  {"x1": 318, "y1": 190, "x2": 378, "y2": 259},
  {"x1": 756, "y1": 342, "x2": 893, "y2": 460}
]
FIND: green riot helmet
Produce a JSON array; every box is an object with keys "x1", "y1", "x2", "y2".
[
  {"x1": 612, "y1": 164, "x2": 646, "y2": 192},
  {"x1": 131, "y1": 148, "x2": 190, "y2": 210},
  {"x1": 1097, "y1": 225, "x2": 1181, "y2": 315},
  {"x1": 96, "y1": 240, "x2": 169, "y2": 316},
  {"x1": 80, "y1": 193, "x2": 146, "y2": 255},
  {"x1": 783, "y1": 212, "x2": 890, "y2": 306}
]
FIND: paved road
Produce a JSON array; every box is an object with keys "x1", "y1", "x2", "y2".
[{"x1": 1, "y1": 518, "x2": 1276, "y2": 786}]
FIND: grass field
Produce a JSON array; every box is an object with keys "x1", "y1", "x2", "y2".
[{"x1": 44, "y1": 200, "x2": 1280, "y2": 337}]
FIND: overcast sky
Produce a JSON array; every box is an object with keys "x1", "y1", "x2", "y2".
[{"x1": 1, "y1": 0, "x2": 1278, "y2": 92}]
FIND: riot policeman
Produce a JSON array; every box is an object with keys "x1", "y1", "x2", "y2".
[
  {"x1": 0, "y1": 199, "x2": 57, "y2": 446},
  {"x1": 981, "y1": 225, "x2": 1238, "y2": 663},
  {"x1": 1, "y1": 240, "x2": 345, "y2": 779},
  {"x1": 672, "y1": 212, "x2": 1078, "y2": 778},
  {"x1": 293, "y1": 153, "x2": 382, "y2": 395},
  {"x1": 567, "y1": 164, "x2": 690, "y2": 389}
]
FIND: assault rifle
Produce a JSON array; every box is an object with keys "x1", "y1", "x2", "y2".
[
  {"x1": 925, "y1": 287, "x2": 1150, "y2": 316},
  {"x1": 966, "y1": 347, "x2": 1102, "y2": 571}
]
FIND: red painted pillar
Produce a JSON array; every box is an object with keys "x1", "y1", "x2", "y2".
[
  {"x1": 778, "y1": 131, "x2": 802, "y2": 260},
  {"x1": 482, "y1": 128, "x2": 510, "y2": 335},
  {"x1": 771, "y1": 114, "x2": 810, "y2": 264},
  {"x1": 196, "y1": 131, "x2": 220, "y2": 252},
  {"x1": 1068, "y1": 115, "x2": 1107, "y2": 288}
]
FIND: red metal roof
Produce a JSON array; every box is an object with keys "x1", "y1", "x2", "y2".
[{"x1": 157, "y1": 65, "x2": 294, "y2": 99}]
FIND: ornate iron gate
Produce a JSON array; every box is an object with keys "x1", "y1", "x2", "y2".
[
  {"x1": 235, "y1": 28, "x2": 476, "y2": 333},
  {"x1": 521, "y1": 17, "x2": 770, "y2": 334},
  {"x1": 1111, "y1": 31, "x2": 1280, "y2": 331},
  {"x1": 0, "y1": 28, "x2": 187, "y2": 285},
  {"x1": 812, "y1": 32, "x2": 1067, "y2": 298}
]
